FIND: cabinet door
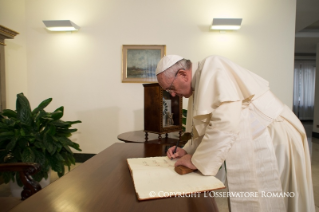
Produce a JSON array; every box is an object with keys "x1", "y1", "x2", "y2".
[
  {"x1": 144, "y1": 83, "x2": 182, "y2": 134},
  {"x1": 162, "y1": 90, "x2": 181, "y2": 129}
]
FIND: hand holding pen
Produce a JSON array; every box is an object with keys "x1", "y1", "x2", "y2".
[
  {"x1": 166, "y1": 145, "x2": 187, "y2": 160},
  {"x1": 166, "y1": 132, "x2": 192, "y2": 159}
]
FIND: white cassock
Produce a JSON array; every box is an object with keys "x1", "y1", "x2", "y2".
[{"x1": 182, "y1": 56, "x2": 315, "y2": 212}]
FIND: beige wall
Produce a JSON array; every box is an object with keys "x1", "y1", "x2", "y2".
[
  {"x1": 1, "y1": 0, "x2": 296, "y2": 153},
  {"x1": 0, "y1": 0, "x2": 28, "y2": 106}
]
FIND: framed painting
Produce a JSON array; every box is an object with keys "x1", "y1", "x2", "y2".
[{"x1": 122, "y1": 45, "x2": 166, "y2": 83}]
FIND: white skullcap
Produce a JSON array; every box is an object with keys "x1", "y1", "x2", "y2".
[{"x1": 156, "y1": 55, "x2": 183, "y2": 75}]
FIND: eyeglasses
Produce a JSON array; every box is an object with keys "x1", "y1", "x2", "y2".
[{"x1": 165, "y1": 69, "x2": 184, "y2": 93}]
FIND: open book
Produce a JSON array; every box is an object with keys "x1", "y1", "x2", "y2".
[{"x1": 127, "y1": 156, "x2": 225, "y2": 200}]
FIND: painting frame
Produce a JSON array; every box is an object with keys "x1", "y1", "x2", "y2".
[{"x1": 122, "y1": 45, "x2": 166, "y2": 83}]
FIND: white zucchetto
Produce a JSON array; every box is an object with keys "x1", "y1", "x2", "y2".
[{"x1": 155, "y1": 55, "x2": 183, "y2": 75}]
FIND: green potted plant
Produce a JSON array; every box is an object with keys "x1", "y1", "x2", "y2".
[{"x1": 0, "y1": 93, "x2": 81, "y2": 188}]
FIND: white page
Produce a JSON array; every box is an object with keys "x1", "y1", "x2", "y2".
[{"x1": 127, "y1": 156, "x2": 225, "y2": 200}]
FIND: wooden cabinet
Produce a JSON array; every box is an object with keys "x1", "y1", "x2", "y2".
[{"x1": 143, "y1": 83, "x2": 182, "y2": 140}]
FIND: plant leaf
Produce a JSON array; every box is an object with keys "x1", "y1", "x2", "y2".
[
  {"x1": 70, "y1": 142, "x2": 81, "y2": 151},
  {"x1": 21, "y1": 147, "x2": 35, "y2": 162},
  {"x1": 51, "y1": 120, "x2": 71, "y2": 127},
  {"x1": 28, "y1": 137, "x2": 35, "y2": 143},
  {"x1": 0, "y1": 122, "x2": 9, "y2": 129},
  {"x1": 34, "y1": 141, "x2": 45, "y2": 151},
  {"x1": 57, "y1": 137, "x2": 81, "y2": 151},
  {"x1": 2, "y1": 109, "x2": 17, "y2": 118},
  {"x1": 65, "y1": 120, "x2": 82, "y2": 125},
  {"x1": 182, "y1": 109, "x2": 187, "y2": 117},
  {"x1": 16, "y1": 93, "x2": 32, "y2": 126},
  {"x1": 54, "y1": 106, "x2": 64, "y2": 113},
  {"x1": 69, "y1": 154, "x2": 75, "y2": 165},
  {"x1": 20, "y1": 128, "x2": 26, "y2": 137},
  {"x1": 48, "y1": 125, "x2": 56, "y2": 136},
  {"x1": 51, "y1": 111, "x2": 63, "y2": 120},
  {"x1": 57, "y1": 129, "x2": 78, "y2": 134},
  {"x1": 55, "y1": 152, "x2": 65, "y2": 161},
  {"x1": 32, "y1": 98, "x2": 52, "y2": 115},
  {"x1": 43, "y1": 134, "x2": 54, "y2": 154},
  {"x1": 55, "y1": 142, "x2": 62, "y2": 152},
  {"x1": 33, "y1": 149, "x2": 46, "y2": 167},
  {"x1": 182, "y1": 117, "x2": 187, "y2": 125},
  {"x1": 61, "y1": 152, "x2": 71, "y2": 167},
  {"x1": 32, "y1": 172, "x2": 43, "y2": 182},
  {"x1": 17, "y1": 138, "x2": 28, "y2": 149},
  {"x1": 0, "y1": 139, "x2": 9, "y2": 149},
  {"x1": 35, "y1": 110, "x2": 47, "y2": 127},
  {"x1": 6, "y1": 137, "x2": 17, "y2": 151},
  {"x1": 48, "y1": 155, "x2": 63, "y2": 173},
  {"x1": 57, "y1": 167, "x2": 65, "y2": 178},
  {"x1": 62, "y1": 151, "x2": 75, "y2": 166},
  {"x1": 0, "y1": 131, "x2": 15, "y2": 138},
  {"x1": 63, "y1": 145, "x2": 72, "y2": 154}
]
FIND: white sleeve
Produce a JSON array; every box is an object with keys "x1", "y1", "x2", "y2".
[
  {"x1": 191, "y1": 100, "x2": 242, "y2": 175},
  {"x1": 182, "y1": 136, "x2": 201, "y2": 155}
]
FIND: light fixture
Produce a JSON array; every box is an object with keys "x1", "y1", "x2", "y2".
[
  {"x1": 43, "y1": 20, "x2": 80, "y2": 32},
  {"x1": 211, "y1": 18, "x2": 242, "y2": 31}
]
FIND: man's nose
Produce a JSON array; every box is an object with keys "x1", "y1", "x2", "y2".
[{"x1": 170, "y1": 92, "x2": 176, "y2": 97}]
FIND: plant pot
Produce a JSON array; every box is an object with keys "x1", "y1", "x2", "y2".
[{"x1": 9, "y1": 170, "x2": 51, "y2": 198}]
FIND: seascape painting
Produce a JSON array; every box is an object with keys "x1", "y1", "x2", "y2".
[{"x1": 122, "y1": 45, "x2": 166, "y2": 83}]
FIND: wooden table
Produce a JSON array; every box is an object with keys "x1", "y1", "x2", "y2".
[
  {"x1": 10, "y1": 143, "x2": 219, "y2": 212},
  {"x1": 118, "y1": 130, "x2": 181, "y2": 145}
]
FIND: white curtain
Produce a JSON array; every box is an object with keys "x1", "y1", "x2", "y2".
[{"x1": 293, "y1": 62, "x2": 316, "y2": 120}]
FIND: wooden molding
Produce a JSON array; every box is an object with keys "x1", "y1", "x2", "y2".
[
  {"x1": 0, "y1": 25, "x2": 18, "y2": 110},
  {"x1": 0, "y1": 25, "x2": 19, "y2": 46}
]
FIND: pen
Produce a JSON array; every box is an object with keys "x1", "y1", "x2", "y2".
[{"x1": 171, "y1": 139, "x2": 180, "y2": 159}]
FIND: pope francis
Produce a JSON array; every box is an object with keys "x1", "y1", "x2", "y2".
[{"x1": 156, "y1": 55, "x2": 315, "y2": 212}]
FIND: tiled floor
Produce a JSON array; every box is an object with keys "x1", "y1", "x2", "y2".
[{"x1": 0, "y1": 124, "x2": 319, "y2": 211}]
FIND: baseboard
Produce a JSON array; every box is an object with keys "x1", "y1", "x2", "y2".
[
  {"x1": 301, "y1": 120, "x2": 313, "y2": 123},
  {"x1": 295, "y1": 53, "x2": 316, "y2": 57},
  {"x1": 73, "y1": 153, "x2": 96, "y2": 163},
  {"x1": 0, "y1": 176, "x2": 4, "y2": 185},
  {"x1": 312, "y1": 132, "x2": 319, "y2": 139}
]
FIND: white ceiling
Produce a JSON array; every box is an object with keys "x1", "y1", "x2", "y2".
[{"x1": 295, "y1": 0, "x2": 319, "y2": 54}]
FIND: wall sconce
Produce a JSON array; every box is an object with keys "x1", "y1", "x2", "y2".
[
  {"x1": 43, "y1": 20, "x2": 80, "y2": 32},
  {"x1": 211, "y1": 18, "x2": 242, "y2": 31}
]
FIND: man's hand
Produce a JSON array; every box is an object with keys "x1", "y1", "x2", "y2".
[
  {"x1": 167, "y1": 146, "x2": 187, "y2": 159},
  {"x1": 175, "y1": 154, "x2": 197, "y2": 170}
]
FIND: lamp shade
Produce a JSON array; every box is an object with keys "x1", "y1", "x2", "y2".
[
  {"x1": 211, "y1": 18, "x2": 242, "y2": 30},
  {"x1": 43, "y1": 20, "x2": 80, "y2": 32}
]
